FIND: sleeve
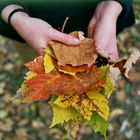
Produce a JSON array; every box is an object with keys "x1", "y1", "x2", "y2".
[
  {"x1": 0, "y1": 0, "x2": 31, "y2": 42},
  {"x1": 116, "y1": 0, "x2": 135, "y2": 34}
]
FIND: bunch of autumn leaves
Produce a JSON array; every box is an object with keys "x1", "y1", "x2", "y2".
[{"x1": 16, "y1": 31, "x2": 140, "y2": 139}]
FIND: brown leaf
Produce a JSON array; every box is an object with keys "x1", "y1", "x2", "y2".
[
  {"x1": 49, "y1": 31, "x2": 98, "y2": 67},
  {"x1": 123, "y1": 48, "x2": 140, "y2": 78}
]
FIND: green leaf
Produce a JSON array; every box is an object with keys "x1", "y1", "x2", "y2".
[
  {"x1": 104, "y1": 75, "x2": 115, "y2": 95},
  {"x1": 100, "y1": 65, "x2": 115, "y2": 95},
  {"x1": 50, "y1": 104, "x2": 79, "y2": 128},
  {"x1": 88, "y1": 111, "x2": 108, "y2": 140},
  {"x1": 100, "y1": 65, "x2": 109, "y2": 78}
]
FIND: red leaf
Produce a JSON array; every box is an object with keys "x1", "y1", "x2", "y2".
[
  {"x1": 25, "y1": 56, "x2": 45, "y2": 74},
  {"x1": 23, "y1": 72, "x2": 84, "y2": 102}
]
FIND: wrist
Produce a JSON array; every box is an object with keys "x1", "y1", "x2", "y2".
[{"x1": 1, "y1": 4, "x2": 29, "y2": 26}]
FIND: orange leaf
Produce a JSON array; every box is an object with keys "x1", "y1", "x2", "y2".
[
  {"x1": 22, "y1": 72, "x2": 84, "y2": 102},
  {"x1": 25, "y1": 56, "x2": 45, "y2": 74},
  {"x1": 52, "y1": 56, "x2": 91, "y2": 73}
]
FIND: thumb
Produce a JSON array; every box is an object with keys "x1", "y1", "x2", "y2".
[
  {"x1": 88, "y1": 17, "x2": 97, "y2": 38},
  {"x1": 51, "y1": 29, "x2": 80, "y2": 45}
]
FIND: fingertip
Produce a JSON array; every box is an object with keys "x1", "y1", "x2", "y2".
[
  {"x1": 64, "y1": 35, "x2": 80, "y2": 45},
  {"x1": 70, "y1": 37, "x2": 81, "y2": 45}
]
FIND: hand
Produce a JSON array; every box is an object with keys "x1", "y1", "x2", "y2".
[
  {"x1": 88, "y1": 1, "x2": 122, "y2": 61},
  {"x1": 12, "y1": 16, "x2": 80, "y2": 55},
  {"x1": 1, "y1": 5, "x2": 80, "y2": 55}
]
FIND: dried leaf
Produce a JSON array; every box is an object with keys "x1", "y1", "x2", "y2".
[
  {"x1": 108, "y1": 66, "x2": 121, "y2": 86},
  {"x1": 49, "y1": 31, "x2": 98, "y2": 67},
  {"x1": 64, "y1": 116, "x2": 82, "y2": 138},
  {"x1": 123, "y1": 48, "x2": 140, "y2": 78}
]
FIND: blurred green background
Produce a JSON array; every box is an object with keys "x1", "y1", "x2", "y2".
[{"x1": 0, "y1": 2, "x2": 140, "y2": 140}]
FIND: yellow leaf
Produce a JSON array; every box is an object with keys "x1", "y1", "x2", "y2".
[
  {"x1": 86, "y1": 91, "x2": 110, "y2": 121},
  {"x1": 58, "y1": 69, "x2": 76, "y2": 77},
  {"x1": 54, "y1": 90, "x2": 109, "y2": 121},
  {"x1": 54, "y1": 94, "x2": 79, "y2": 108},
  {"x1": 43, "y1": 52, "x2": 55, "y2": 73},
  {"x1": 50, "y1": 104, "x2": 79, "y2": 128},
  {"x1": 24, "y1": 71, "x2": 37, "y2": 80},
  {"x1": 44, "y1": 45, "x2": 56, "y2": 58}
]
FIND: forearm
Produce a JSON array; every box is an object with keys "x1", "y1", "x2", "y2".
[
  {"x1": 1, "y1": 4, "x2": 29, "y2": 29},
  {"x1": 1, "y1": 4, "x2": 32, "y2": 43}
]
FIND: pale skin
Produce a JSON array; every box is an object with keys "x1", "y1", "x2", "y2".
[{"x1": 1, "y1": 1, "x2": 122, "y2": 61}]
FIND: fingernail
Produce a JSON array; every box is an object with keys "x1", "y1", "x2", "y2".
[{"x1": 70, "y1": 37, "x2": 80, "y2": 44}]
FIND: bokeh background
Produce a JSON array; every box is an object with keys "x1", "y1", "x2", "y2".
[{"x1": 0, "y1": 1, "x2": 140, "y2": 140}]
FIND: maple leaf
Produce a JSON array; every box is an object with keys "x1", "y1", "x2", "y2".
[
  {"x1": 54, "y1": 90, "x2": 110, "y2": 121},
  {"x1": 25, "y1": 56, "x2": 45, "y2": 74},
  {"x1": 17, "y1": 72, "x2": 85, "y2": 102},
  {"x1": 87, "y1": 111, "x2": 108, "y2": 140},
  {"x1": 17, "y1": 73, "x2": 63, "y2": 102},
  {"x1": 50, "y1": 104, "x2": 79, "y2": 128},
  {"x1": 16, "y1": 29, "x2": 140, "y2": 140},
  {"x1": 76, "y1": 65, "x2": 106, "y2": 90}
]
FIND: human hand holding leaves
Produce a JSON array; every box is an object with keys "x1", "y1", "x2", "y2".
[{"x1": 15, "y1": 31, "x2": 140, "y2": 139}]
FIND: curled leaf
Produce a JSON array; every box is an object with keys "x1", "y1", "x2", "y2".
[
  {"x1": 49, "y1": 31, "x2": 98, "y2": 67},
  {"x1": 123, "y1": 48, "x2": 140, "y2": 78}
]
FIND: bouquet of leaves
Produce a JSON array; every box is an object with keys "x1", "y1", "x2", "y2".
[{"x1": 14, "y1": 31, "x2": 140, "y2": 139}]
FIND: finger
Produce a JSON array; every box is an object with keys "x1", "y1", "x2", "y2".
[
  {"x1": 94, "y1": 38, "x2": 109, "y2": 58},
  {"x1": 50, "y1": 29, "x2": 80, "y2": 45},
  {"x1": 30, "y1": 40, "x2": 46, "y2": 55},
  {"x1": 88, "y1": 18, "x2": 97, "y2": 38},
  {"x1": 108, "y1": 51, "x2": 119, "y2": 62},
  {"x1": 107, "y1": 41, "x2": 119, "y2": 62}
]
